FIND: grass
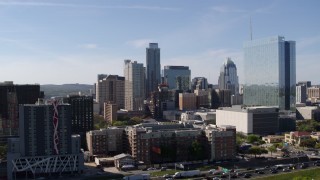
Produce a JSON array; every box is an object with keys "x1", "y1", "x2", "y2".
[
  {"x1": 150, "y1": 169, "x2": 179, "y2": 177},
  {"x1": 253, "y1": 167, "x2": 320, "y2": 180}
]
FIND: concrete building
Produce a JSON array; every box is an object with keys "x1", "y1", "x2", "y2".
[
  {"x1": 179, "y1": 93, "x2": 197, "y2": 111},
  {"x1": 7, "y1": 101, "x2": 84, "y2": 180},
  {"x1": 191, "y1": 77, "x2": 208, "y2": 91},
  {"x1": 86, "y1": 127, "x2": 124, "y2": 156},
  {"x1": 149, "y1": 84, "x2": 175, "y2": 120},
  {"x1": 231, "y1": 94, "x2": 243, "y2": 105},
  {"x1": 307, "y1": 87, "x2": 320, "y2": 102},
  {"x1": 262, "y1": 135, "x2": 284, "y2": 143},
  {"x1": 296, "y1": 106, "x2": 320, "y2": 120},
  {"x1": 216, "y1": 106, "x2": 279, "y2": 135},
  {"x1": 114, "y1": 153, "x2": 135, "y2": 169},
  {"x1": 218, "y1": 58, "x2": 239, "y2": 95},
  {"x1": 63, "y1": 95, "x2": 94, "y2": 149},
  {"x1": 146, "y1": 43, "x2": 161, "y2": 98},
  {"x1": 297, "y1": 81, "x2": 311, "y2": 88},
  {"x1": 104, "y1": 103, "x2": 118, "y2": 124},
  {"x1": 194, "y1": 89, "x2": 210, "y2": 108},
  {"x1": 296, "y1": 85, "x2": 307, "y2": 103},
  {"x1": 124, "y1": 60, "x2": 145, "y2": 111},
  {"x1": 243, "y1": 36, "x2": 296, "y2": 110},
  {"x1": 96, "y1": 75, "x2": 125, "y2": 114},
  {"x1": 163, "y1": 66, "x2": 191, "y2": 91}
]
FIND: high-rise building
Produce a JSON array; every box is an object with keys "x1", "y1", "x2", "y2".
[
  {"x1": 218, "y1": 58, "x2": 239, "y2": 95},
  {"x1": 163, "y1": 66, "x2": 191, "y2": 91},
  {"x1": 104, "y1": 102, "x2": 118, "y2": 124},
  {"x1": 7, "y1": 101, "x2": 84, "y2": 179},
  {"x1": 63, "y1": 95, "x2": 94, "y2": 149},
  {"x1": 124, "y1": 60, "x2": 145, "y2": 111},
  {"x1": 179, "y1": 93, "x2": 196, "y2": 111},
  {"x1": 296, "y1": 85, "x2": 307, "y2": 104},
  {"x1": 243, "y1": 36, "x2": 296, "y2": 110},
  {"x1": 0, "y1": 81, "x2": 42, "y2": 140},
  {"x1": 146, "y1": 43, "x2": 161, "y2": 98},
  {"x1": 297, "y1": 81, "x2": 311, "y2": 88},
  {"x1": 96, "y1": 75, "x2": 125, "y2": 114},
  {"x1": 191, "y1": 77, "x2": 208, "y2": 91}
]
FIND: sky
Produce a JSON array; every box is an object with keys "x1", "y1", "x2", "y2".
[{"x1": 0, "y1": 0, "x2": 319, "y2": 85}]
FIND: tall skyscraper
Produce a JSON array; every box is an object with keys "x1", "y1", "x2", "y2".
[
  {"x1": 218, "y1": 57, "x2": 239, "y2": 95},
  {"x1": 163, "y1": 66, "x2": 191, "y2": 91},
  {"x1": 243, "y1": 36, "x2": 296, "y2": 110},
  {"x1": 146, "y1": 43, "x2": 161, "y2": 98},
  {"x1": 96, "y1": 75, "x2": 125, "y2": 114},
  {"x1": 124, "y1": 60, "x2": 145, "y2": 111}
]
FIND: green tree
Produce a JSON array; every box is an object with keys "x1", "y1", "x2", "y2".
[
  {"x1": 315, "y1": 143, "x2": 320, "y2": 149},
  {"x1": 248, "y1": 146, "x2": 267, "y2": 158},
  {"x1": 268, "y1": 145, "x2": 277, "y2": 157},
  {"x1": 300, "y1": 138, "x2": 317, "y2": 148},
  {"x1": 247, "y1": 134, "x2": 260, "y2": 144},
  {"x1": 0, "y1": 145, "x2": 7, "y2": 160}
]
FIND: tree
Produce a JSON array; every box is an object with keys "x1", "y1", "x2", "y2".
[
  {"x1": 300, "y1": 138, "x2": 317, "y2": 148},
  {"x1": 0, "y1": 145, "x2": 7, "y2": 160},
  {"x1": 315, "y1": 143, "x2": 320, "y2": 149},
  {"x1": 248, "y1": 146, "x2": 267, "y2": 158},
  {"x1": 268, "y1": 145, "x2": 277, "y2": 157},
  {"x1": 247, "y1": 134, "x2": 260, "y2": 144}
]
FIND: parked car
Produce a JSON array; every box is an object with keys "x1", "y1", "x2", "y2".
[
  {"x1": 271, "y1": 169, "x2": 278, "y2": 174},
  {"x1": 243, "y1": 173, "x2": 251, "y2": 178},
  {"x1": 283, "y1": 168, "x2": 291, "y2": 172}
]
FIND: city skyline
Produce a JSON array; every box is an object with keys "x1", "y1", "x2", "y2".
[{"x1": 0, "y1": 0, "x2": 320, "y2": 85}]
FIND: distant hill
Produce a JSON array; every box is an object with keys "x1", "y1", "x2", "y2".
[{"x1": 40, "y1": 84, "x2": 94, "y2": 98}]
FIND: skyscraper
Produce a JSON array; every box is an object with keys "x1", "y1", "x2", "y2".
[
  {"x1": 243, "y1": 36, "x2": 296, "y2": 110},
  {"x1": 163, "y1": 66, "x2": 191, "y2": 91},
  {"x1": 124, "y1": 60, "x2": 145, "y2": 111},
  {"x1": 191, "y1": 77, "x2": 208, "y2": 91},
  {"x1": 96, "y1": 75, "x2": 125, "y2": 114},
  {"x1": 146, "y1": 43, "x2": 161, "y2": 98},
  {"x1": 218, "y1": 57, "x2": 239, "y2": 95}
]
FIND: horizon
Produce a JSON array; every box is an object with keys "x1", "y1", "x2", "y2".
[{"x1": 0, "y1": 0, "x2": 319, "y2": 85}]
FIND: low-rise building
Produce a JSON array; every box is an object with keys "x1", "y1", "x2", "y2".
[
  {"x1": 296, "y1": 106, "x2": 320, "y2": 121},
  {"x1": 114, "y1": 153, "x2": 135, "y2": 169},
  {"x1": 284, "y1": 131, "x2": 311, "y2": 146},
  {"x1": 216, "y1": 106, "x2": 279, "y2": 135},
  {"x1": 262, "y1": 135, "x2": 284, "y2": 143}
]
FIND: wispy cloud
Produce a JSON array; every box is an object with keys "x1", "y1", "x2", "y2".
[
  {"x1": 0, "y1": 1, "x2": 180, "y2": 11},
  {"x1": 126, "y1": 39, "x2": 153, "y2": 48},
  {"x1": 79, "y1": 43, "x2": 98, "y2": 49},
  {"x1": 210, "y1": 6, "x2": 246, "y2": 13}
]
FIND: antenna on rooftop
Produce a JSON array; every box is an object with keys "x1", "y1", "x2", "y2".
[{"x1": 250, "y1": 16, "x2": 253, "y2": 40}]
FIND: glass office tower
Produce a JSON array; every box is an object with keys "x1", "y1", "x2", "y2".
[{"x1": 243, "y1": 36, "x2": 296, "y2": 110}]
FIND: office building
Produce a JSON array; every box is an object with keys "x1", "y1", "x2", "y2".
[
  {"x1": 218, "y1": 58, "x2": 239, "y2": 95},
  {"x1": 215, "y1": 89, "x2": 231, "y2": 107},
  {"x1": 163, "y1": 66, "x2": 191, "y2": 91},
  {"x1": 149, "y1": 84, "x2": 175, "y2": 120},
  {"x1": 194, "y1": 89, "x2": 210, "y2": 108},
  {"x1": 124, "y1": 60, "x2": 145, "y2": 111},
  {"x1": 0, "y1": 81, "x2": 42, "y2": 140},
  {"x1": 243, "y1": 36, "x2": 296, "y2": 110},
  {"x1": 104, "y1": 103, "x2": 118, "y2": 124},
  {"x1": 296, "y1": 85, "x2": 307, "y2": 103},
  {"x1": 146, "y1": 43, "x2": 161, "y2": 98},
  {"x1": 216, "y1": 106, "x2": 279, "y2": 135},
  {"x1": 7, "y1": 102, "x2": 84, "y2": 179},
  {"x1": 297, "y1": 81, "x2": 311, "y2": 88},
  {"x1": 192, "y1": 77, "x2": 208, "y2": 91},
  {"x1": 179, "y1": 93, "x2": 197, "y2": 111},
  {"x1": 96, "y1": 75, "x2": 125, "y2": 114},
  {"x1": 63, "y1": 95, "x2": 94, "y2": 148},
  {"x1": 307, "y1": 87, "x2": 320, "y2": 102}
]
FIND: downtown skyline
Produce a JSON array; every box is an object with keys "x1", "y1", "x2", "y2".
[{"x1": 0, "y1": 0, "x2": 320, "y2": 85}]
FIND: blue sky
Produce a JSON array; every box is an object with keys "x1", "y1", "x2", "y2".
[{"x1": 0, "y1": 0, "x2": 319, "y2": 85}]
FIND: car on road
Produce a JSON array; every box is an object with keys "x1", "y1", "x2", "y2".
[
  {"x1": 212, "y1": 177, "x2": 221, "y2": 180},
  {"x1": 283, "y1": 168, "x2": 291, "y2": 172},
  {"x1": 271, "y1": 169, "x2": 278, "y2": 174},
  {"x1": 163, "y1": 174, "x2": 172, "y2": 178},
  {"x1": 220, "y1": 173, "x2": 228, "y2": 178},
  {"x1": 257, "y1": 171, "x2": 265, "y2": 174},
  {"x1": 300, "y1": 163, "x2": 309, "y2": 169},
  {"x1": 243, "y1": 173, "x2": 251, "y2": 178},
  {"x1": 147, "y1": 167, "x2": 156, "y2": 171},
  {"x1": 236, "y1": 172, "x2": 244, "y2": 176}
]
